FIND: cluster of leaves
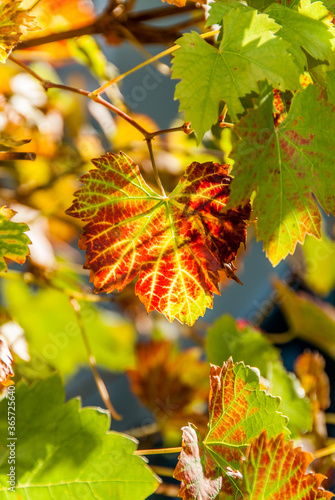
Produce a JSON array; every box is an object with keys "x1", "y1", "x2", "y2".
[{"x1": 0, "y1": 0, "x2": 335, "y2": 498}]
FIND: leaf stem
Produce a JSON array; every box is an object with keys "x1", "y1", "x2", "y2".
[
  {"x1": 69, "y1": 298, "x2": 122, "y2": 421},
  {"x1": 151, "y1": 466, "x2": 175, "y2": 478},
  {"x1": 313, "y1": 441, "x2": 335, "y2": 459},
  {"x1": 134, "y1": 446, "x2": 182, "y2": 456},
  {"x1": 92, "y1": 29, "x2": 220, "y2": 96},
  {"x1": 147, "y1": 124, "x2": 186, "y2": 139},
  {"x1": 146, "y1": 139, "x2": 166, "y2": 197},
  {"x1": 7, "y1": 54, "x2": 197, "y2": 196},
  {"x1": 325, "y1": 413, "x2": 335, "y2": 425}
]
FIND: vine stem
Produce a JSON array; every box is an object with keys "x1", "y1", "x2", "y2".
[
  {"x1": 146, "y1": 139, "x2": 166, "y2": 197},
  {"x1": 69, "y1": 298, "x2": 122, "y2": 421},
  {"x1": 134, "y1": 446, "x2": 182, "y2": 456},
  {"x1": 7, "y1": 55, "x2": 185, "y2": 196},
  {"x1": 92, "y1": 29, "x2": 220, "y2": 96},
  {"x1": 0, "y1": 270, "x2": 113, "y2": 303}
]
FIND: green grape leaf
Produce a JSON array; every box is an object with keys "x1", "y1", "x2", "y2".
[
  {"x1": 0, "y1": 0, "x2": 38, "y2": 63},
  {"x1": 229, "y1": 83, "x2": 335, "y2": 266},
  {"x1": 2, "y1": 279, "x2": 135, "y2": 376},
  {"x1": 66, "y1": 153, "x2": 250, "y2": 326},
  {"x1": 206, "y1": 0, "x2": 251, "y2": 26},
  {"x1": 326, "y1": 68, "x2": 335, "y2": 104},
  {"x1": 265, "y1": 0, "x2": 333, "y2": 72},
  {"x1": 0, "y1": 207, "x2": 30, "y2": 272},
  {"x1": 241, "y1": 432, "x2": 334, "y2": 499},
  {"x1": 205, "y1": 315, "x2": 312, "y2": 436},
  {"x1": 172, "y1": 9, "x2": 301, "y2": 140},
  {"x1": 0, "y1": 375, "x2": 160, "y2": 499}
]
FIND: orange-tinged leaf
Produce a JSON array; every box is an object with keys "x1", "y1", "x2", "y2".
[
  {"x1": 241, "y1": 431, "x2": 334, "y2": 499},
  {"x1": 174, "y1": 359, "x2": 288, "y2": 497},
  {"x1": 128, "y1": 340, "x2": 209, "y2": 433},
  {"x1": 0, "y1": 0, "x2": 38, "y2": 63},
  {"x1": 66, "y1": 153, "x2": 250, "y2": 325},
  {"x1": 204, "y1": 360, "x2": 288, "y2": 484},
  {"x1": 295, "y1": 351, "x2": 330, "y2": 412},
  {"x1": 0, "y1": 206, "x2": 30, "y2": 272}
]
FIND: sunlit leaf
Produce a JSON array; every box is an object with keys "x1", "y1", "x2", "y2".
[
  {"x1": 265, "y1": 0, "x2": 333, "y2": 71},
  {"x1": 205, "y1": 315, "x2": 312, "y2": 436},
  {"x1": 241, "y1": 431, "x2": 334, "y2": 499},
  {"x1": 0, "y1": 375, "x2": 160, "y2": 499},
  {"x1": 229, "y1": 83, "x2": 335, "y2": 265},
  {"x1": 172, "y1": 9, "x2": 301, "y2": 140},
  {"x1": 0, "y1": 206, "x2": 30, "y2": 272},
  {"x1": 174, "y1": 359, "x2": 288, "y2": 497},
  {"x1": 0, "y1": 0, "x2": 38, "y2": 62},
  {"x1": 66, "y1": 153, "x2": 250, "y2": 326}
]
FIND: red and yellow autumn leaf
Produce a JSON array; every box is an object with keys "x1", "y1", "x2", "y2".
[
  {"x1": 0, "y1": 0, "x2": 38, "y2": 63},
  {"x1": 174, "y1": 358, "x2": 288, "y2": 497},
  {"x1": 66, "y1": 153, "x2": 250, "y2": 325},
  {"x1": 174, "y1": 359, "x2": 334, "y2": 500},
  {"x1": 241, "y1": 431, "x2": 333, "y2": 499},
  {"x1": 229, "y1": 84, "x2": 335, "y2": 266},
  {"x1": 0, "y1": 206, "x2": 30, "y2": 272}
]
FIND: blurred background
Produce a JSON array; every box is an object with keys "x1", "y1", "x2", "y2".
[{"x1": 1, "y1": 0, "x2": 335, "y2": 497}]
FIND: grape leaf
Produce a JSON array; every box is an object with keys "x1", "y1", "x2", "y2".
[
  {"x1": 174, "y1": 424, "x2": 223, "y2": 500},
  {"x1": 206, "y1": 0, "x2": 251, "y2": 26},
  {"x1": 241, "y1": 431, "x2": 334, "y2": 499},
  {"x1": 0, "y1": 0, "x2": 38, "y2": 63},
  {"x1": 229, "y1": 83, "x2": 335, "y2": 265},
  {"x1": 66, "y1": 153, "x2": 250, "y2": 326},
  {"x1": 265, "y1": 0, "x2": 333, "y2": 72},
  {"x1": 295, "y1": 351, "x2": 330, "y2": 412},
  {"x1": 0, "y1": 375, "x2": 160, "y2": 499},
  {"x1": 0, "y1": 206, "x2": 30, "y2": 272},
  {"x1": 128, "y1": 340, "x2": 208, "y2": 420},
  {"x1": 174, "y1": 359, "x2": 288, "y2": 497},
  {"x1": 172, "y1": 9, "x2": 301, "y2": 140},
  {"x1": 205, "y1": 315, "x2": 312, "y2": 436}
]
